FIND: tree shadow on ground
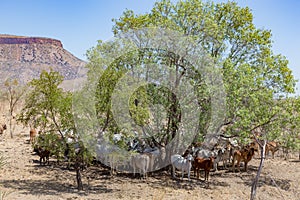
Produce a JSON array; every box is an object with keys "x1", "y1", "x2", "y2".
[
  {"x1": 0, "y1": 163, "x2": 117, "y2": 198},
  {"x1": 229, "y1": 164, "x2": 292, "y2": 191},
  {"x1": 2, "y1": 160, "x2": 293, "y2": 198},
  {"x1": 103, "y1": 168, "x2": 231, "y2": 191},
  {"x1": 290, "y1": 159, "x2": 300, "y2": 163},
  {"x1": 0, "y1": 178, "x2": 114, "y2": 197},
  {"x1": 241, "y1": 175, "x2": 291, "y2": 191},
  {"x1": 216, "y1": 163, "x2": 292, "y2": 191}
]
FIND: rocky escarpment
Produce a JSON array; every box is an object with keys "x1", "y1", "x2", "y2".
[
  {"x1": 0, "y1": 34, "x2": 86, "y2": 90},
  {"x1": 0, "y1": 35, "x2": 63, "y2": 47}
]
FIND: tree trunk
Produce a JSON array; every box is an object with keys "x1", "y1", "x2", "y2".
[
  {"x1": 9, "y1": 112, "x2": 13, "y2": 138},
  {"x1": 250, "y1": 140, "x2": 266, "y2": 200}
]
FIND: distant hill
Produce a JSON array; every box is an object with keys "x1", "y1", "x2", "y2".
[{"x1": 0, "y1": 34, "x2": 87, "y2": 90}]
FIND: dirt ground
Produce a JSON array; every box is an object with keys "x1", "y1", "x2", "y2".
[{"x1": 0, "y1": 124, "x2": 299, "y2": 200}]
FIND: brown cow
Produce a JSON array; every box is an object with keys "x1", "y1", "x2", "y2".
[
  {"x1": 193, "y1": 156, "x2": 215, "y2": 183},
  {"x1": 265, "y1": 141, "x2": 280, "y2": 159},
  {"x1": 34, "y1": 146, "x2": 51, "y2": 165},
  {"x1": 232, "y1": 147, "x2": 255, "y2": 172}
]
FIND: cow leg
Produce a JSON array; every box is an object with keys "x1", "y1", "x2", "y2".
[
  {"x1": 172, "y1": 166, "x2": 176, "y2": 178},
  {"x1": 224, "y1": 158, "x2": 228, "y2": 169},
  {"x1": 46, "y1": 155, "x2": 49, "y2": 165},
  {"x1": 143, "y1": 163, "x2": 147, "y2": 179},
  {"x1": 213, "y1": 161, "x2": 218, "y2": 171},
  {"x1": 232, "y1": 157, "x2": 235, "y2": 172},
  {"x1": 237, "y1": 159, "x2": 241, "y2": 172},
  {"x1": 244, "y1": 161, "x2": 248, "y2": 171},
  {"x1": 205, "y1": 170, "x2": 208, "y2": 181}
]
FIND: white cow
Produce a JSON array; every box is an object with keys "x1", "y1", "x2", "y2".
[
  {"x1": 171, "y1": 154, "x2": 193, "y2": 181},
  {"x1": 131, "y1": 153, "x2": 150, "y2": 179}
]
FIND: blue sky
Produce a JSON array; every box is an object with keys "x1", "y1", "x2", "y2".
[{"x1": 1, "y1": 0, "x2": 299, "y2": 94}]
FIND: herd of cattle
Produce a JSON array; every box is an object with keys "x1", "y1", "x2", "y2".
[
  {"x1": 169, "y1": 138, "x2": 279, "y2": 185},
  {"x1": 0, "y1": 125, "x2": 286, "y2": 186}
]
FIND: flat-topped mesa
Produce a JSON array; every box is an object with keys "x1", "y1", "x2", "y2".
[
  {"x1": 0, "y1": 34, "x2": 87, "y2": 90},
  {"x1": 0, "y1": 35, "x2": 62, "y2": 47}
]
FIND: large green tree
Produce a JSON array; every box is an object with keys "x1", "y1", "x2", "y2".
[
  {"x1": 85, "y1": 1, "x2": 297, "y2": 198},
  {"x1": 87, "y1": 0, "x2": 295, "y2": 145}
]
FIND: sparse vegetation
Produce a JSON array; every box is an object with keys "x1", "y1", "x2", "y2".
[{"x1": 0, "y1": 152, "x2": 12, "y2": 200}]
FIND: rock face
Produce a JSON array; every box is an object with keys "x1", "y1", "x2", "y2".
[
  {"x1": 0, "y1": 35, "x2": 63, "y2": 47},
  {"x1": 0, "y1": 34, "x2": 86, "y2": 90}
]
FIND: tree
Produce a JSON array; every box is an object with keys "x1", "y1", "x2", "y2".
[
  {"x1": 3, "y1": 79, "x2": 26, "y2": 138},
  {"x1": 17, "y1": 70, "x2": 92, "y2": 191},
  {"x1": 17, "y1": 70, "x2": 75, "y2": 135},
  {"x1": 87, "y1": 0, "x2": 295, "y2": 144},
  {"x1": 85, "y1": 0, "x2": 297, "y2": 198}
]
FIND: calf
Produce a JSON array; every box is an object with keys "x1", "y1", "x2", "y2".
[
  {"x1": 193, "y1": 156, "x2": 214, "y2": 183},
  {"x1": 171, "y1": 154, "x2": 193, "y2": 181},
  {"x1": 232, "y1": 147, "x2": 255, "y2": 172}
]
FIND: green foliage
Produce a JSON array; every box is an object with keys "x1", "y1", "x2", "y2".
[
  {"x1": 87, "y1": 0, "x2": 297, "y2": 146},
  {"x1": 274, "y1": 97, "x2": 300, "y2": 152},
  {"x1": 17, "y1": 70, "x2": 74, "y2": 133},
  {"x1": 17, "y1": 69, "x2": 94, "y2": 160}
]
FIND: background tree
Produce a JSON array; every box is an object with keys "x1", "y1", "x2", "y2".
[
  {"x1": 3, "y1": 79, "x2": 26, "y2": 138},
  {"x1": 17, "y1": 70, "x2": 73, "y2": 134}
]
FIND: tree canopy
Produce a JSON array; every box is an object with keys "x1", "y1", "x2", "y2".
[{"x1": 84, "y1": 0, "x2": 296, "y2": 149}]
